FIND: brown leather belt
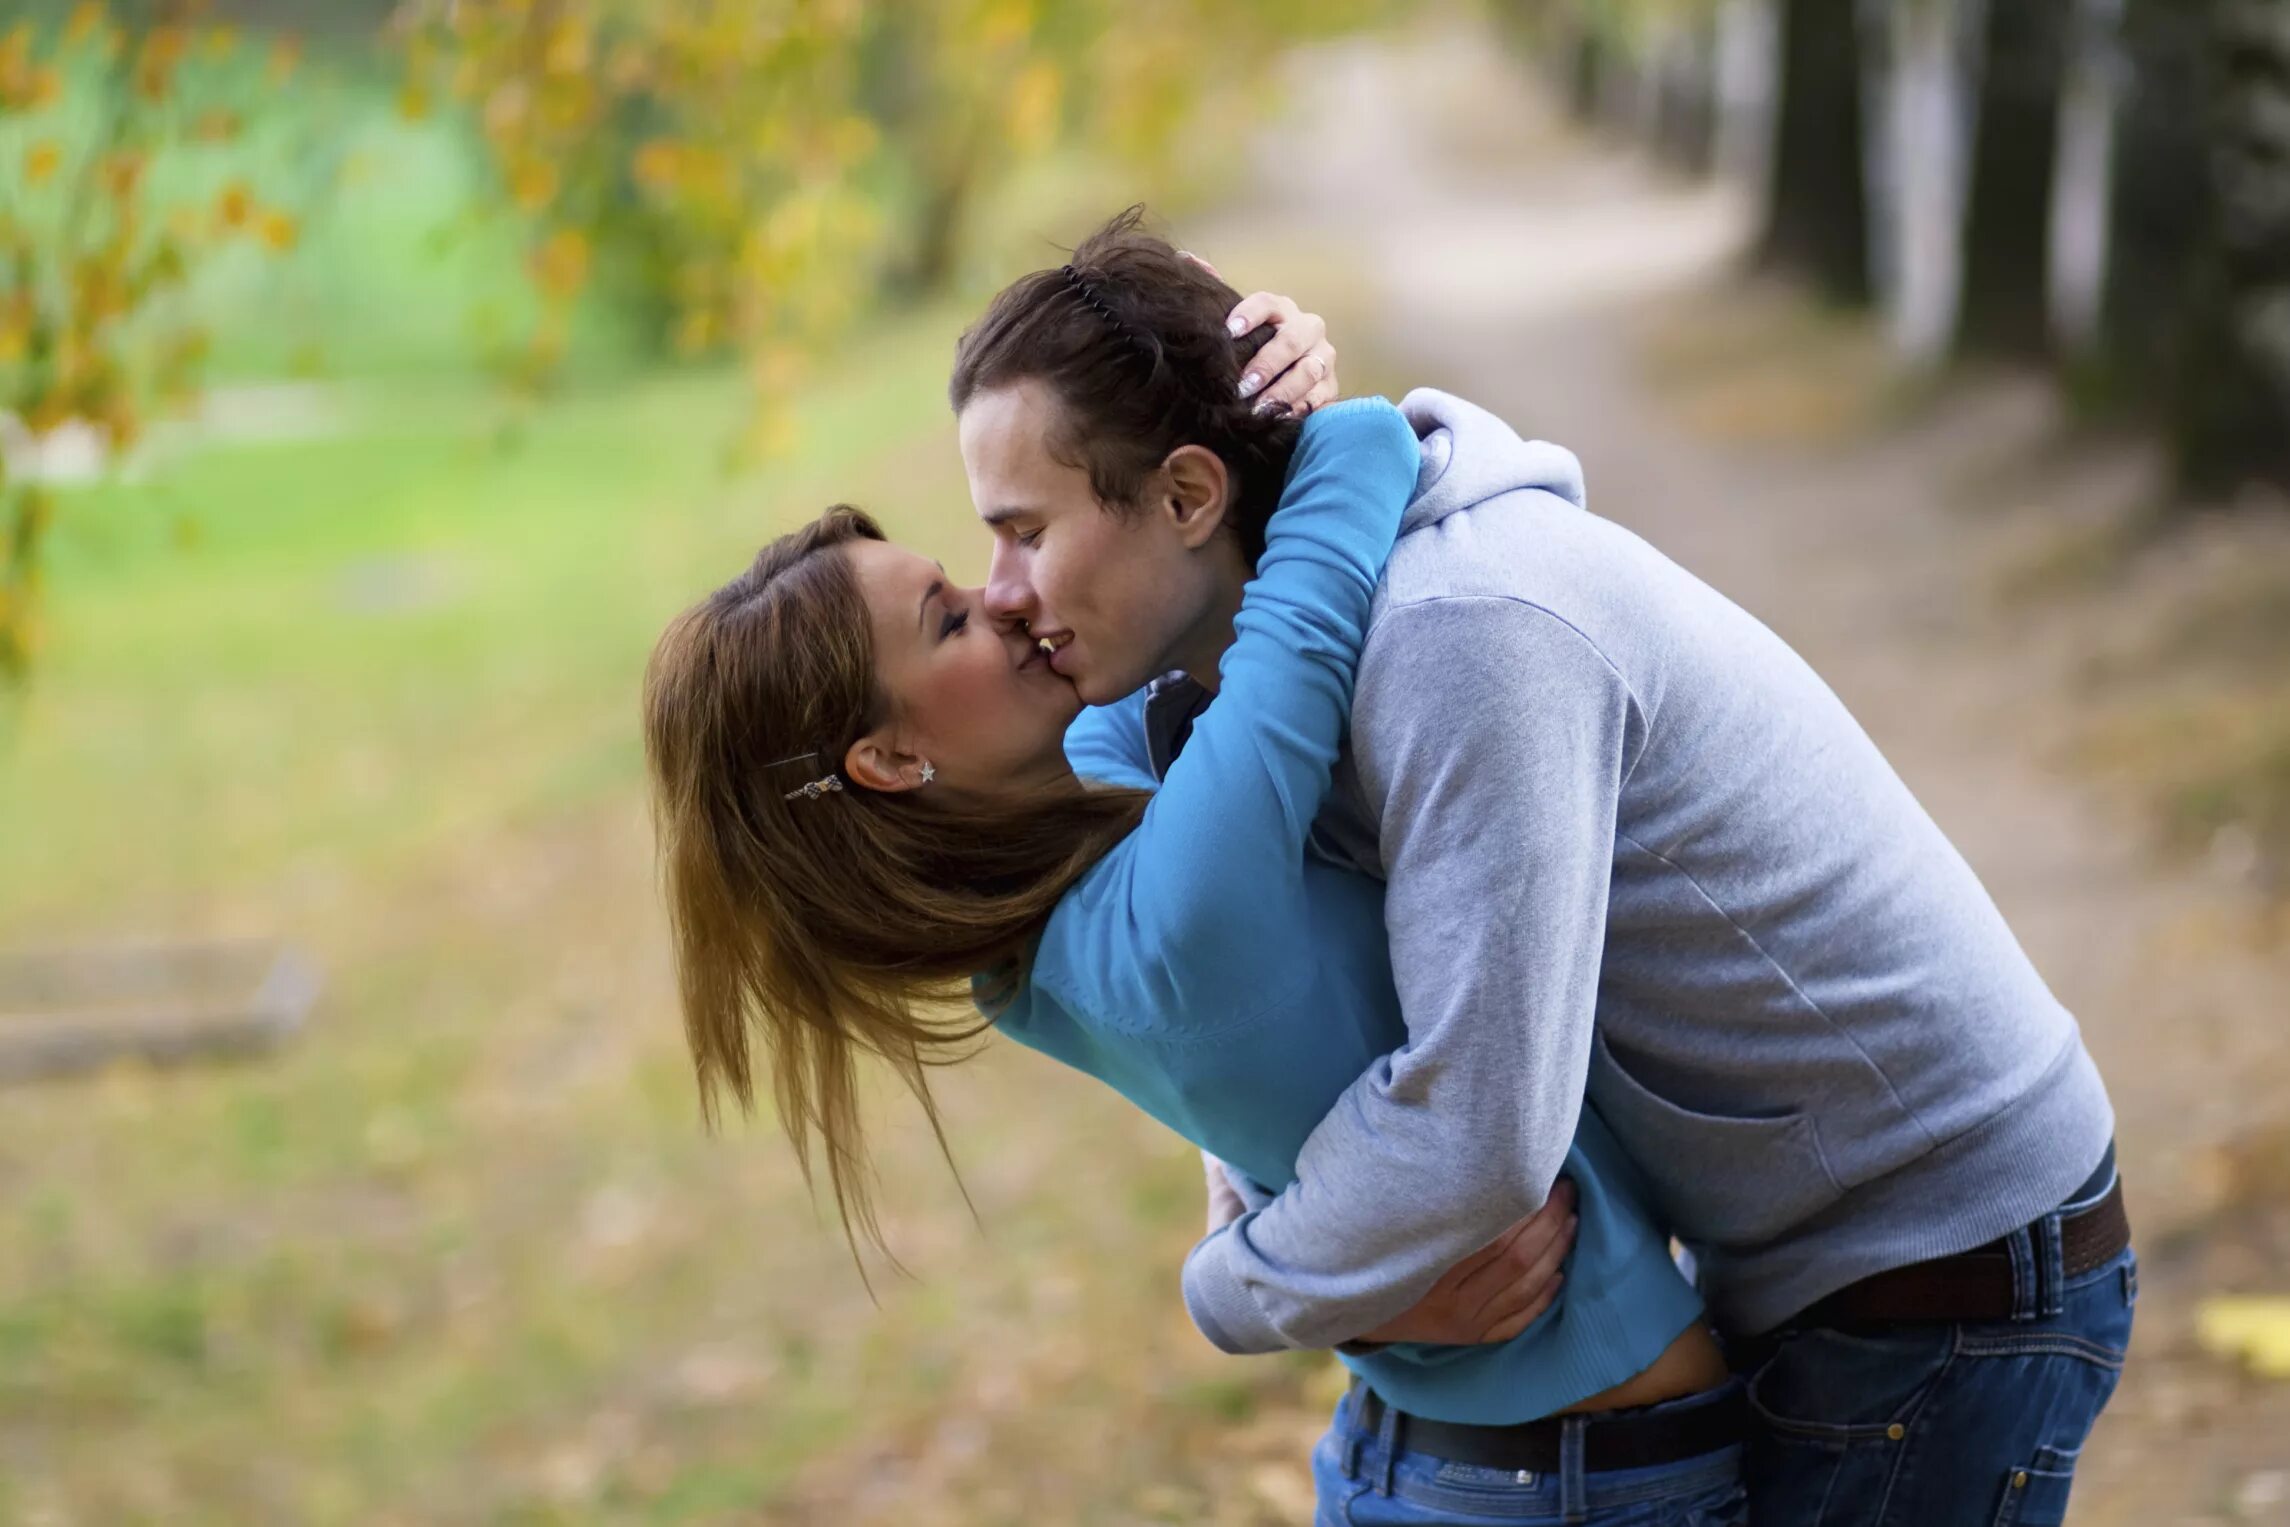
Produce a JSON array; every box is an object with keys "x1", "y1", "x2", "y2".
[
  {"x1": 1346, "y1": 1378, "x2": 1747, "y2": 1475},
  {"x1": 1799, "y1": 1176, "x2": 2131, "y2": 1327}
]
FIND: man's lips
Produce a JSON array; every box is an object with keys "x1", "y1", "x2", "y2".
[{"x1": 1031, "y1": 630, "x2": 1075, "y2": 676}]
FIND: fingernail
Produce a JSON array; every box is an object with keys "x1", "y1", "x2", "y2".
[
  {"x1": 1177, "y1": 250, "x2": 1193, "y2": 260},
  {"x1": 1227, "y1": 315, "x2": 1248, "y2": 337},
  {"x1": 1237, "y1": 370, "x2": 1262, "y2": 397}
]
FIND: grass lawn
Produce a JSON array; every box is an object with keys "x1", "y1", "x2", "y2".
[{"x1": 0, "y1": 309, "x2": 1341, "y2": 1524}]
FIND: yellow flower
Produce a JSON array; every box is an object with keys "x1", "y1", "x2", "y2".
[
  {"x1": 23, "y1": 141, "x2": 61, "y2": 186},
  {"x1": 257, "y1": 212, "x2": 299, "y2": 254}
]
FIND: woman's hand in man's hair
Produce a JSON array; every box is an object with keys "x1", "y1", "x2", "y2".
[{"x1": 1175, "y1": 251, "x2": 1340, "y2": 419}]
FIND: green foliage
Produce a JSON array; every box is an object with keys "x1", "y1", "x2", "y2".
[
  {"x1": 0, "y1": 2, "x2": 303, "y2": 681},
  {"x1": 393, "y1": 0, "x2": 1395, "y2": 454}
]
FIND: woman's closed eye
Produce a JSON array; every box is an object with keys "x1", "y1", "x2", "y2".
[{"x1": 938, "y1": 607, "x2": 970, "y2": 641}]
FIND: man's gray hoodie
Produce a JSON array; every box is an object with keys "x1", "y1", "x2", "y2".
[{"x1": 1178, "y1": 389, "x2": 2115, "y2": 1352}]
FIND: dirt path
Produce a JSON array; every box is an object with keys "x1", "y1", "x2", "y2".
[{"x1": 1199, "y1": 28, "x2": 2290, "y2": 1525}]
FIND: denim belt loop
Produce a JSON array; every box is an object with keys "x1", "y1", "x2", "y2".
[
  {"x1": 1374, "y1": 1394, "x2": 1401, "y2": 1496},
  {"x1": 1559, "y1": 1413, "x2": 1589, "y2": 1526},
  {"x1": 2005, "y1": 1212, "x2": 2068, "y2": 1321},
  {"x1": 1340, "y1": 1387, "x2": 1363, "y2": 1481}
]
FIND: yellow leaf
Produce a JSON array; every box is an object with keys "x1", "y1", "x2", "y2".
[
  {"x1": 2196, "y1": 1296, "x2": 2290, "y2": 1380},
  {"x1": 1005, "y1": 61, "x2": 1062, "y2": 152},
  {"x1": 509, "y1": 159, "x2": 558, "y2": 212},
  {"x1": 673, "y1": 309, "x2": 716, "y2": 356},
  {"x1": 257, "y1": 211, "x2": 299, "y2": 254},
  {"x1": 631, "y1": 139, "x2": 681, "y2": 192},
  {"x1": 64, "y1": 3, "x2": 105, "y2": 43},
  {"x1": 397, "y1": 84, "x2": 431, "y2": 122},
  {"x1": 204, "y1": 25, "x2": 237, "y2": 60},
  {"x1": 216, "y1": 181, "x2": 254, "y2": 230},
  {"x1": 543, "y1": 20, "x2": 591, "y2": 76},
  {"x1": 529, "y1": 228, "x2": 589, "y2": 301},
  {"x1": 102, "y1": 151, "x2": 145, "y2": 199},
  {"x1": 23, "y1": 141, "x2": 60, "y2": 186}
]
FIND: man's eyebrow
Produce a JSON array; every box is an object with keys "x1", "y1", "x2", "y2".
[{"x1": 917, "y1": 577, "x2": 943, "y2": 631}]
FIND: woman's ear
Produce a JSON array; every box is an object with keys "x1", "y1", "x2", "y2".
[
  {"x1": 843, "y1": 732, "x2": 925, "y2": 795},
  {"x1": 1159, "y1": 444, "x2": 1233, "y2": 550}
]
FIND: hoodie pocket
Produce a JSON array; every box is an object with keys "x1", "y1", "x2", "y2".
[{"x1": 1587, "y1": 1029, "x2": 1844, "y2": 1246}]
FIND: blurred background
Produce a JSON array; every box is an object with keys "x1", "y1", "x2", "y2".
[{"x1": 2, "y1": 0, "x2": 2288, "y2": 1522}]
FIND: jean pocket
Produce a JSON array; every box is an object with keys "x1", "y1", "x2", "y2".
[
  {"x1": 1745, "y1": 1323, "x2": 1955, "y2": 1444},
  {"x1": 1989, "y1": 1452, "x2": 2078, "y2": 1527}
]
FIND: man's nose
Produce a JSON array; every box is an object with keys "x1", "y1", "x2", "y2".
[{"x1": 983, "y1": 541, "x2": 1034, "y2": 627}]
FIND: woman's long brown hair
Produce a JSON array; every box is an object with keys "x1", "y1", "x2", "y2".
[{"x1": 642, "y1": 506, "x2": 1147, "y2": 1264}]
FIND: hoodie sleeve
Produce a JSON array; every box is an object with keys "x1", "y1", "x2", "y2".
[{"x1": 1180, "y1": 593, "x2": 1634, "y2": 1352}]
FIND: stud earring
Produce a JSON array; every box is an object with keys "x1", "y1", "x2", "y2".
[{"x1": 919, "y1": 762, "x2": 936, "y2": 785}]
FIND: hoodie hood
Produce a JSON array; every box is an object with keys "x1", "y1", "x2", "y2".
[{"x1": 1398, "y1": 387, "x2": 1586, "y2": 536}]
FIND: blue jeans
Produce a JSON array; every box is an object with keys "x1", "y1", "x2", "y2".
[
  {"x1": 1310, "y1": 1380, "x2": 1749, "y2": 1526},
  {"x1": 1737, "y1": 1241, "x2": 2136, "y2": 1527}
]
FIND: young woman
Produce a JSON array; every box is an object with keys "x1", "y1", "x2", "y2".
[{"x1": 643, "y1": 266, "x2": 1745, "y2": 1526}]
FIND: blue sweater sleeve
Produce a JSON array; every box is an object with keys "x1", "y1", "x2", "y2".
[
  {"x1": 1064, "y1": 687, "x2": 1158, "y2": 791},
  {"x1": 1039, "y1": 398, "x2": 1419, "y2": 1025}
]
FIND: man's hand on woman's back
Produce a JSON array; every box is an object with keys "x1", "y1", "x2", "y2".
[{"x1": 1351, "y1": 1178, "x2": 1579, "y2": 1348}]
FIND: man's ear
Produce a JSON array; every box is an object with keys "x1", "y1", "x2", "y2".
[
  {"x1": 1159, "y1": 444, "x2": 1233, "y2": 551},
  {"x1": 844, "y1": 731, "x2": 925, "y2": 795}
]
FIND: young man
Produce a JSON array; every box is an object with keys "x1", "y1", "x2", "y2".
[{"x1": 955, "y1": 215, "x2": 2130, "y2": 1525}]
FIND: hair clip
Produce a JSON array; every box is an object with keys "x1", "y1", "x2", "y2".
[
  {"x1": 1059, "y1": 264, "x2": 1157, "y2": 372},
  {"x1": 783, "y1": 773, "x2": 845, "y2": 802}
]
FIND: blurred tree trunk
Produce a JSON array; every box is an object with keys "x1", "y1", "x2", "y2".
[
  {"x1": 1648, "y1": 13, "x2": 1720, "y2": 175},
  {"x1": 1860, "y1": 0, "x2": 1990, "y2": 371},
  {"x1": 2106, "y1": 0, "x2": 2208, "y2": 391},
  {"x1": 2111, "y1": 0, "x2": 2290, "y2": 494},
  {"x1": 2191, "y1": 0, "x2": 2290, "y2": 490},
  {"x1": 2047, "y1": 0, "x2": 2126, "y2": 358},
  {"x1": 1961, "y1": 0, "x2": 2069, "y2": 357},
  {"x1": 1567, "y1": 17, "x2": 1608, "y2": 121},
  {"x1": 1715, "y1": 0, "x2": 1782, "y2": 221},
  {"x1": 1759, "y1": 0, "x2": 1871, "y2": 304}
]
